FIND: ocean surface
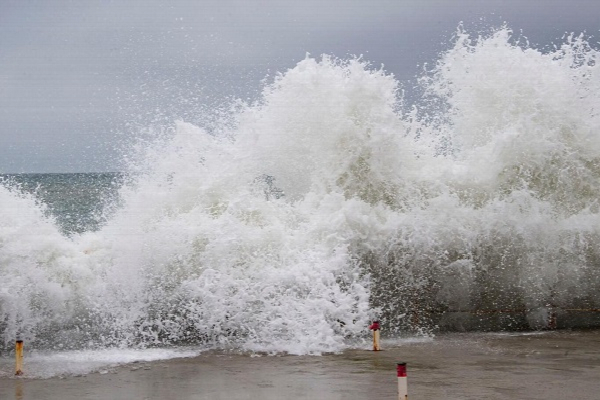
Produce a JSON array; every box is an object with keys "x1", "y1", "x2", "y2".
[
  {"x1": 1, "y1": 27, "x2": 600, "y2": 376},
  {"x1": 0, "y1": 173, "x2": 123, "y2": 235}
]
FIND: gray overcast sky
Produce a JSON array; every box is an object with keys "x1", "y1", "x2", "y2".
[{"x1": 1, "y1": 0, "x2": 598, "y2": 172}]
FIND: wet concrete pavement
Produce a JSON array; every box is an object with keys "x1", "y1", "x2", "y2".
[{"x1": 1, "y1": 330, "x2": 599, "y2": 400}]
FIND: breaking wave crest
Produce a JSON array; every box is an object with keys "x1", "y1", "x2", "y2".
[{"x1": 2, "y1": 26, "x2": 600, "y2": 354}]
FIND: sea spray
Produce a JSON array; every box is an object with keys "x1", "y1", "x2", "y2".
[
  {"x1": 1, "y1": 26, "x2": 600, "y2": 353},
  {"x1": 0, "y1": 185, "x2": 86, "y2": 347},
  {"x1": 374, "y1": 26, "x2": 600, "y2": 331}
]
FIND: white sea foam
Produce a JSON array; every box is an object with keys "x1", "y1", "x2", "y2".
[
  {"x1": 1, "y1": 26, "x2": 600, "y2": 356},
  {"x1": 0, "y1": 347, "x2": 203, "y2": 379}
]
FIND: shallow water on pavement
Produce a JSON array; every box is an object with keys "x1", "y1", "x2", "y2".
[{"x1": 1, "y1": 330, "x2": 599, "y2": 400}]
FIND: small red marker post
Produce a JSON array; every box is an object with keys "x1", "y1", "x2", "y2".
[
  {"x1": 397, "y1": 362, "x2": 407, "y2": 400},
  {"x1": 369, "y1": 321, "x2": 381, "y2": 351}
]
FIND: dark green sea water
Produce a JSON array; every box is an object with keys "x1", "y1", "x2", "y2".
[{"x1": 0, "y1": 173, "x2": 123, "y2": 235}]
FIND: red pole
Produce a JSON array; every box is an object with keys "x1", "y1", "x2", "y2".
[
  {"x1": 369, "y1": 321, "x2": 381, "y2": 351},
  {"x1": 397, "y1": 363, "x2": 407, "y2": 400}
]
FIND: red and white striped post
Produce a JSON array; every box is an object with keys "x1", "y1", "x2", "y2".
[
  {"x1": 397, "y1": 362, "x2": 408, "y2": 400},
  {"x1": 368, "y1": 321, "x2": 381, "y2": 351}
]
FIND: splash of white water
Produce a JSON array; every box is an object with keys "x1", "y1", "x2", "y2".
[{"x1": 1, "y1": 27, "x2": 600, "y2": 356}]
